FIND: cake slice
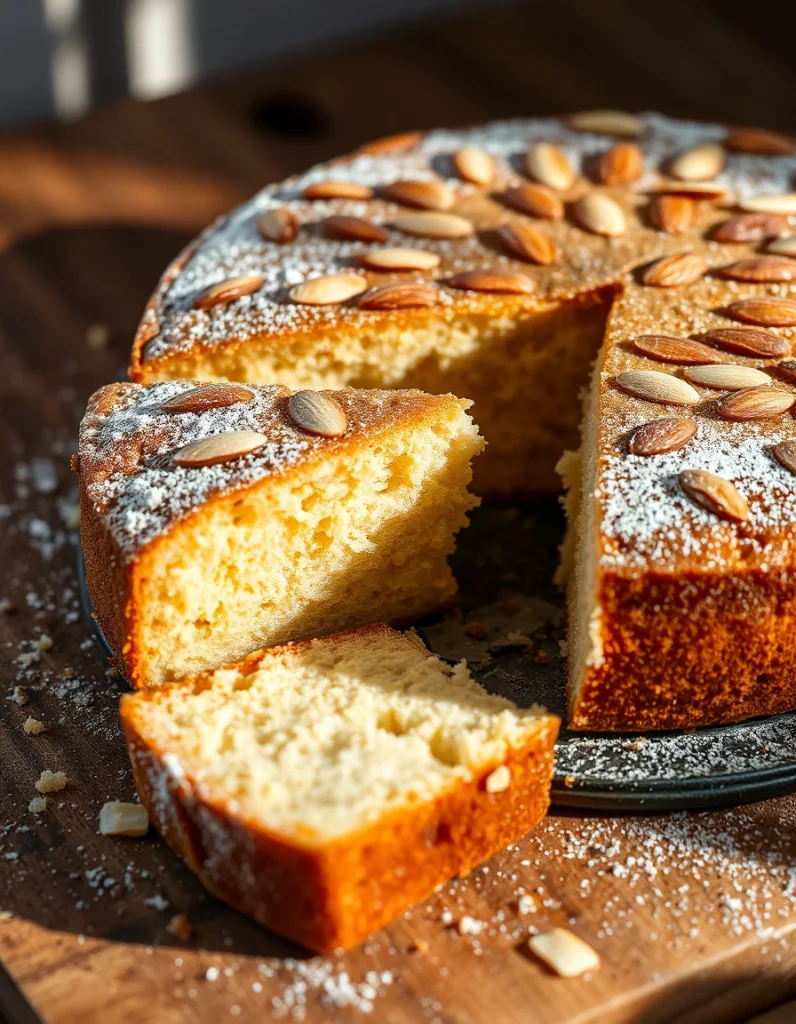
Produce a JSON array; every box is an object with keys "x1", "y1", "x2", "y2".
[
  {"x1": 76, "y1": 381, "x2": 483, "y2": 687},
  {"x1": 120, "y1": 624, "x2": 559, "y2": 952}
]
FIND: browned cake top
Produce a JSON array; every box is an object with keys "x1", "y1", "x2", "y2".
[
  {"x1": 129, "y1": 112, "x2": 796, "y2": 578},
  {"x1": 78, "y1": 381, "x2": 458, "y2": 557}
]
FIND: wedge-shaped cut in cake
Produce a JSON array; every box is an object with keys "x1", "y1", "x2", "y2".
[
  {"x1": 76, "y1": 382, "x2": 483, "y2": 687},
  {"x1": 120, "y1": 624, "x2": 559, "y2": 952},
  {"x1": 126, "y1": 112, "x2": 796, "y2": 730}
]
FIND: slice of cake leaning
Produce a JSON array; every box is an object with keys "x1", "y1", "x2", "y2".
[
  {"x1": 76, "y1": 381, "x2": 483, "y2": 687},
  {"x1": 120, "y1": 624, "x2": 559, "y2": 953}
]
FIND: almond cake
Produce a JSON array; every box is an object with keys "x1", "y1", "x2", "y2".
[
  {"x1": 120, "y1": 624, "x2": 559, "y2": 952},
  {"x1": 123, "y1": 111, "x2": 796, "y2": 730},
  {"x1": 76, "y1": 381, "x2": 483, "y2": 687}
]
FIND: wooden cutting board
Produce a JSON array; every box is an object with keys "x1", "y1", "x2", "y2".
[{"x1": 1, "y1": 3, "x2": 796, "y2": 1021}]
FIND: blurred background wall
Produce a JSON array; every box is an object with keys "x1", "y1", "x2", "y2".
[{"x1": 0, "y1": 0, "x2": 483, "y2": 128}]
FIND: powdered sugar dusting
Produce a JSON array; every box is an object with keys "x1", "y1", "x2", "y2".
[
  {"x1": 140, "y1": 112, "x2": 796, "y2": 365},
  {"x1": 79, "y1": 381, "x2": 433, "y2": 556}
]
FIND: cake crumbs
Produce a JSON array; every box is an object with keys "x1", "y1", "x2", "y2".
[
  {"x1": 23, "y1": 717, "x2": 46, "y2": 735},
  {"x1": 36, "y1": 770, "x2": 67, "y2": 793}
]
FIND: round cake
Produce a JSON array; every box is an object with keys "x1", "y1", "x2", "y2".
[{"x1": 124, "y1": 111, "x2": 796, "y2": 730}]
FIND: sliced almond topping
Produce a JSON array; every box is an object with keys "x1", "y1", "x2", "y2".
[
  {"x1": 565, "y1": 109, "x2": 642, "y2": 137},
  {"x1": 717, "y1": 385, "x2": 795, "y2": 421},
  {"x1": 504, "y1": 182, "x2": 564, "y2": 220},
  {"x1": 301, "y1": 180, "x2": 373, "y2": 200},
  {"x1": 765, "y1": 236, "x2": 796, "y2": 258},
  {"x1": 453, "y1": 146, "x2": 495, "y2": 185},
  {"x1": 633, "y1": 335, "x2": 725, "y2": 365},
  {"x1": 447, "y1": 270, "x2": 534, "y2": 295},
  {"x1": 485, "y1": 765, "x2": 512, "y2": 793},
  {"x1": 668, "y1": 143, "x2": 725, "y2": 182},
  {"x1": 288, "y1": 391, "x2": 348, "y2": 437},
  {"x1": 357, "y1": 131, "x2": 423, "y2": 156},
  {"x1": 718, "y1": 256, "x2": 796, "y2": 284},
  {"x1": 98, "y1": 801, "x2": 149, "y2": 837},
  {"x1": 528, "y1": 929, "x2": 601, "y2": 978},
  {"x1": 598, "y1": 142, "x2": 643, "y2": 186},
  {"x1": 649, "y1": 195, "x2": 696, "y2": 235},
  {"x1": 679, "y1": 469, "x2": 749, "y2": 523},
  {"x1": 738, "y1": 193, "x2": 796, "y2": 216},
  {"x1": 773, "y1": 441, "x2": 796, "y2": 476},
  {"x1": 258, "y1": 207, "x2": 299, "y2": 243},
  {"x1": 290, "y1": 273, "x2": 368, "y2": 305},
  {"x1": 711, "y1": 212, "x2": 787, "y2": 243},
  {"x1": 703, "y1": 327, "x2": 790, "y2": 359},
  {"x1": 574, "y1": 192, "x2": 626, "y2": 236},
  {"x1": 322, "y1": 215, "x2": 388, "y2": 243},
  {"x1": 162, "y1": 384, "x2": 255, "y2": 413},
  {"x1": 684, "y1": 364, "x2": 771, "y2": 390},
  {"x1": 381, "y1": 179, "x2": 454, "y2": 211},
  {"x1": 194, "y1": 274, "x2": 263, "y2": 309},
  {"x1": 173, "y1": 431, "x2": 269, "y2": 468},
  {"x1": 362, "y1": 247, "x2": 441, "y2": 272},
  {"x1": 498, "y1": 222, "x2": 557, "y2": 265},
  {"x1": 525, "y1": 142, "x2": 575, "y2": 191},
  {"x1": 629, "y1": 417, "x2": 697, "y2": 456},
  {"x1": 642, "y1": 252, "x2": 708, "y2": 287},
  {"x1": 615, "y1": 370, "x2": 700, "y2": 406},
  {"x1": 393, "y1": 211, "x2": 474, "y2": 239},
  {"x1": 358, "y1": 283, "x2": 440, "y2": 310},
  {"x1": 724, "y1": 127, "x2": 794, "y2": 155},
  {"x1": 654, "y1": 182, "x2": 731, "y2": 202},
  {"x1": 726, "y1": 297, "x2": 796, "y2": 327}
]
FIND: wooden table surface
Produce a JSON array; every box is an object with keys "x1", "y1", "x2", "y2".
[{"x1": 1, "y1": 2, "x2": 795, "y2": 1022}]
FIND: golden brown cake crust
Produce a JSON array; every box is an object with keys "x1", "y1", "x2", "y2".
[{"x1": 120, "y1": 626, "x2": 559, "y2": 954}]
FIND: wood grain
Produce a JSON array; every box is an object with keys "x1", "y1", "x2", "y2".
[{"x1": 0, "y1": 1, "x2": 795, "y2": 1021}]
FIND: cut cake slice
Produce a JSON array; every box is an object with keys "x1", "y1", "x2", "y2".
[
  {"x1": 76, "y1": 381, "x2": 483, "y2": 687},
  {"x1": 120, "y1": 624, "x2": 559, "y2": 952}
]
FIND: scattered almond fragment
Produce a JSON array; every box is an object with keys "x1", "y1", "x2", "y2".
[
  {"x1": 633, "y1": 335, "x2": 724, "y2": 366},
  {"x1": 718, "y1": 257, "x2": 796, "y2": 284},
  {"x1": 499, "y1": 222, "x2": 557, "y2": 265},
  {"x1": 684, "y1": 364, "x2": 770, "y2": 391},
  {"x1": 36, "y1": 770, "x2": 67, "y2": 793},
  {"x1": 162, "y1": 384, "x2": 254, "y2": 413},
  {"x1": 615, "y1": 370, "x2": 700, "y2": 406},
  {"x1": 392, "y1": 211, "x2": 474, "y2": 239},
  {"x1": 358, "y1": 283, "x2": 440, "y2": 310},
  {"x1": 23, "y1": 718, "x2": 46, "y2": 735},
  {"x1": 765, "y1": 236, "x2": 796, "y2": 257},
  {"x1": 484, "y1": 765, "x2": 512, "y2": 793},
  {"x1": 702, "y1": 327, "x2": 789, "y2": 359},
  {"x1": 717, "y1": 386, "x2": 795, "y2": 422},
  {"x1": 726, "y1": 297, "x2": 796, "y2": 328},
  {"x1": 322, "y1": 215, "x2": 387, "y2": 243},
  {"x1": 362, "y1": 247, "x2": 440, "y2": 272},
  {"x1": 166, "y1": 913, "x2": 193, "y2": 942},
  {"x1": 738, "y1": 193, "x2": 796, "y2": 216},
  {"x1": 504, "y1": 182, "x2": 563, "y2": 220},
  {"x1": 712, "y1": 213, "x2": 787, "y2": 244},
  {"x1": 528, "y1": 928, "x2": 600, "y2": 977},
  {"x1": 99, "y1": 801, "x2": 149, "y2": 837}
]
